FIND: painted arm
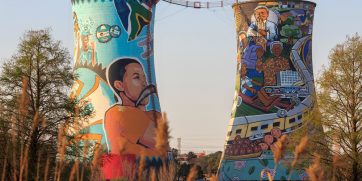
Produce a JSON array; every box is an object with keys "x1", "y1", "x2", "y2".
[
  {"x1": 268, "y1": 22, "x2": 278, "y2": 40},
  {"x1": 104, "y1": 116, "x2": 160, "y2": 157},
  {"x1": 75, "y1": 32, "x2": 81, "y2": 64},
  {"x1": 247, "y1": 23, "x2": 258, "y2": 37},
  {"x1": 252, "y1": 79, "x2": 263, "y2": 87},
  {"x1": 91, "y1": 42, "x2": 97, "y2": 65},
  {"x1": 104, "y1": 108, "x2": 160, "y2": 157},
  {"x1": 242, "y1": 81, "x2": 256, "y2": 94}
]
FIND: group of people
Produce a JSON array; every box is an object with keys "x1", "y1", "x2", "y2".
[{"x1": 237, "y1": 6, "x2": 292, "y2": 108}]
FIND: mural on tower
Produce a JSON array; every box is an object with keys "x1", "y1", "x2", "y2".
[
  {"x1": 218, "y1": 1, "x2": 316, "y2": 180},
  {"x1": 70, "y1": 0, "x2": 160, "y2": 179}
]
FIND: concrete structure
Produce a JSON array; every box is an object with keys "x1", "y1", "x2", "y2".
[
  {"x1": 70, "y1": 0, "x2": 161, "y2": 179},
  {"x1": 218, "y1": 0, "x2": 316, "y2": 180}
]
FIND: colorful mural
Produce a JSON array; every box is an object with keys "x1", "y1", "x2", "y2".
[
  {"x1": 70, "y1": 0, "x2": 160, "y2": 179},
  {"x1": 218, "y1": 1, "x2": 316, "y2": 180}
]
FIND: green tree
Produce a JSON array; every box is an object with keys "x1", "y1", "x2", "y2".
[
  {"x1": 0, "y1": 29, "x2": 92, "y2": 180},
  {"x1": 196, "y1": 151, "x2": 222, "y2": 176},
  {"x1": 178, "y1": 163, "x2": 191, "y2": 180},
  {"x1": 280, "y1": 25, "x2": 302, "y2": 44},
  {"x1": 317, "y1": 34, "x2": 362, "y2": 181},
  {"x1": 187, "y1": 151, "x2": 197, "y2": 162}
]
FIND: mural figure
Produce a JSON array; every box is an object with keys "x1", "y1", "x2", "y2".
[
  {"x1": 247, "y1": 6, "x2": 278, "y2": 41},
  {"x1": 74, "y1": 15, "x2": 98, "y2": 66},
  {"x1": 258, "y1": 41, "x2": 290, "y2": 86},
  {"x1": 219, "y1": 1, "x2": 316, "y2": 180},
  {"x1": 242, "y1": 44, "x2": 264, "y2": 69},
  {"x1": 79, "y1": 32, "x2": 98, "y2": 65},
  {"x1": 104, "y1": 58, "x2": 159, "y2": 156},
  {"x1": 239, "y1": 63, "x2": 277, "y2": 107},
  {"x1": 70, "y1": 0, "x2": 160, "y2": 180},
  {"x1": 102, "y1": 58, "x2": 160, "y2": 179},
  {"x1": 238, "y1": 31, "x2": 248, "y2": 53}
]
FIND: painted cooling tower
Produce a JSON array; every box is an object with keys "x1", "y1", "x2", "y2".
[
  {"x1": 70, "y1": 0, "x2": 161, "y2": 179},
  {"x1": 218, "y1": 0, "x2": 316, "y2": 180}
]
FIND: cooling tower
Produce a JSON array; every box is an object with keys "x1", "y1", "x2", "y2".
[
  {"x1": 218, "y1": 0, "x2": 316, "y2": 180},
  {"x1": 70, "y1": 0, "x2": 161, "y2": 179}
]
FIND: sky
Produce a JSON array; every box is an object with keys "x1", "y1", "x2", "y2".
[{"x1": 1, "y1": 0, "x2": 362, "y2": 154}]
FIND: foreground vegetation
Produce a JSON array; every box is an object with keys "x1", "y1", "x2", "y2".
[{"x1": 0, "y1": 30, "x2": 361, "y2": 181}]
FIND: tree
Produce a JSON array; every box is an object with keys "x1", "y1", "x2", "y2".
[
  {"x1": 187, "y1": 151, "x2": 197, "y2": 163},
  {"x1": 317, "y1": 34, "x2": 362, "y2": 181},
  {"x1": 280, "y1": 25, "x2": 302, "y2": 45},
  {"x1": 177, "y1": 163, "x2": 190, "y2": 180},
  {"x1": 196, "y1": 151, "x2": 222, "y2": 176},
  {"x1": 0, "y1": 29, "x2": 92, "y2": 180}
]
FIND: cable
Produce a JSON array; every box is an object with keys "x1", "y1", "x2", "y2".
[
  {"x1": 161, "y1": 0, "x2": 236, "y2": 9},
  {"x1": 156, "y1": 1, "x2": 172, "y2": 17},
  {"x1": 156, "y1": 7, "x2": 188, "y2": 22},
  {"x1": 207, "y1": 8, "x2": 234, "y2": 26}
]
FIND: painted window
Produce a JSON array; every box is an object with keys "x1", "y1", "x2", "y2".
[
  {"x1": 261, "y1": 124, "x2": 268, "y2": 130},
  {"x1": 289, "y1": 118, "x2": 296, "y2": 124},
  {"x1": 251, "y1": 126, "x2": 258, "y2": 131},
  {"x1": 273, "y1": 122, "x2": 280, "y2": 127}
]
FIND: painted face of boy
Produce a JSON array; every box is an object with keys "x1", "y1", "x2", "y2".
[
  {"x1": 240, "y1": 63, "x2": 247, "y2": 77},
  {"x1": 114, "y1": 63, "x2": 149, "y2": 106}
]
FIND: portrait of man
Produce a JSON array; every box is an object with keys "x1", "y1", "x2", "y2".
[
  {"x1": 104, "y1": 58, "x2": 160, "y2": 157},
  {"x1": 247, "y1": 6, "x2": 278, "y2": 41}
]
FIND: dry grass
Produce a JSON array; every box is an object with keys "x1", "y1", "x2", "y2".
[
  {"x1": 271, "y1": 135, "x2": 288, "y2": 164},
  {"x1": 159, "y1": 162, "x2": 176, "y2": 181},
  {"x1": 121, "y1": 159, "x2": 136, "y2": 181},
  {"x1": 90, "y1": 145, "x2": 102, "y2": 180},
  {"x1": 1, "y1": 143, "x2": 9, "y2": 181},
  {"x1": 186, "y1": 165, "x2": 198, "y2": 181},
  {"x1": 18, "y1": 77, "x2": 29, "y2": 120},
  {"x1": 137, "y1": 151, "x2": 146, "y2": 181},
  {"x1": 3, "y1": 75, "x2": 331, "y2": 181},
  {"x1": 150, "y1": 168, "x2": 157, "y2": 181},
  {"x1": 266, "y1": 171, "x2": 273, "y2": 181},
  {"x1": 155, "y1": 112, "x2": 170, "y2": 158},
  {"x1": 44, "y1": 153, "x2": 50, "y2": 181},
  {"x1": 292, "y1": 136, "x2": 309, "y2": 167},
  {"x1": 68, "y1": 160, "x2": 79, "y2": 181},
  {"x1": 306, "y1": 154, "x2": 324, "y2": 181},
  {"x1": 210, "y1": 174, "x2": 218, "y2": 181},
  {"x1": 0, "y1": 70, "x2": 177, "y2": 181},
  {"x1": 135, "y1": 112, "x2": 177, "y2": 181},
  {"x1": 35, "y1": 149, "x2": 42, "y2": 181}
]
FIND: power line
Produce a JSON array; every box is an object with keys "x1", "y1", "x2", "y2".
[
  {"x1": 161, "y1": 0, "x2": 236, "y2": 9},
  {"x1": 156, "y1": 7, "x2": 188, "y2": 22}
]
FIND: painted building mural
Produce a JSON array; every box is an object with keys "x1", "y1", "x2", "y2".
[
  {"x1": 70, "y1": 0, "x2": 161, "y2": 179},
  {"x1": 218, "y1": 0, "x2": 316, "y2": 180}
]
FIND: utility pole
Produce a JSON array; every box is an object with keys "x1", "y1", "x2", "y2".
[{"x1": 177, "y1": 137, "x2": 181, "y2": 155}]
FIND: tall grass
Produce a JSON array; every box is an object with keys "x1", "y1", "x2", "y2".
[
  {"x1": 186, "y1": 166, "x2": 198, "y2": 181},
  {"x1": 306, "y1": 154, "x2": 324, "y2": 181},
  {"x1": 1, "y1": 77, "x2": 334, "y2": 181}
]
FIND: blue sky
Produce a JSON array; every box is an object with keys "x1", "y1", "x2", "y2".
[{"x1": 1, "y1": 0, "x2": 361, "y2": 154}]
